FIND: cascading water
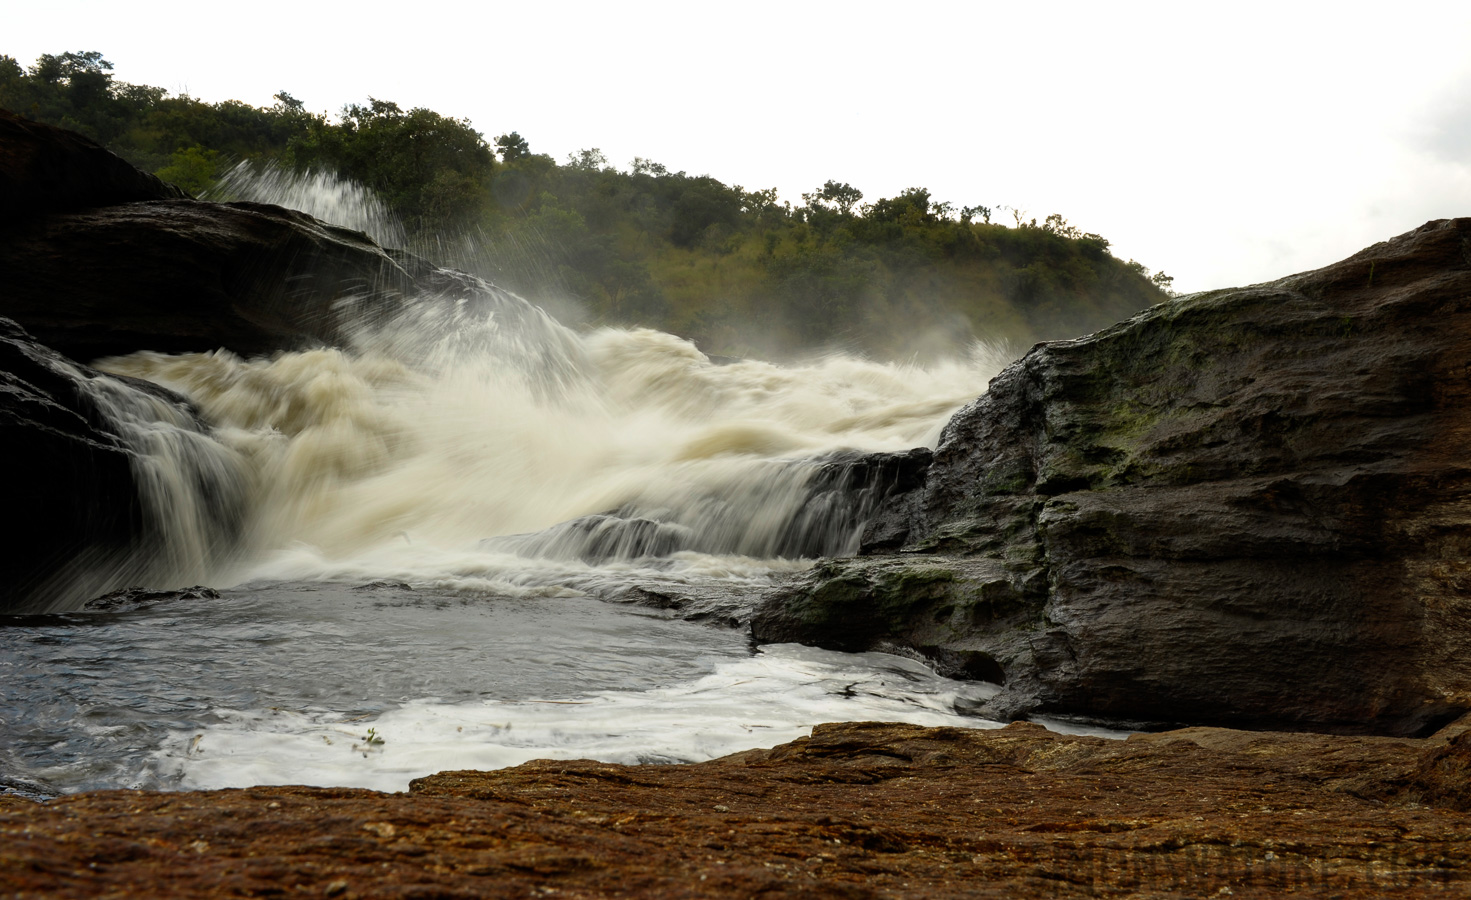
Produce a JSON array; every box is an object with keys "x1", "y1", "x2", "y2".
[
  {"x1": 0, "y1": 166, "x2": 1119, "y2": 799},
  {"x1": 4, "y1": 354, "x2": 252, "y2": 614},
  {"x1": 209, "y1": 159, "x2": 407, "y2": 248},
  {"x1": 73, "y1": 367, "x2": 251, "y2": 588},
  {"x1": 95, "y1": 315, "x2": 1005, "y2": 596}
]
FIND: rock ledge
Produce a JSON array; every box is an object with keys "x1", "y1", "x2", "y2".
[{"x1": 6, "y1": 720, "x2": 1471, "y2": 897}]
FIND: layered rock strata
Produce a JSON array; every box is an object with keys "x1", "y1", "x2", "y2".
[{"x1": 755, "y1": 218, "x2": 1471, "y2": 736}]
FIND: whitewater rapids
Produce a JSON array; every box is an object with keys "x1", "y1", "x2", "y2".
[
  {"x1": 0, "y1": 166, "x2": 1127, "y2": 798},
  {"x1": 95, "y1": 316, "x2": 1010, "y2": 597}
]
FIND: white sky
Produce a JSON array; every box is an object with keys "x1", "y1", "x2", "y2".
[{"x1": 10, "y1": 1, "x2": 1471, "y2": 292}]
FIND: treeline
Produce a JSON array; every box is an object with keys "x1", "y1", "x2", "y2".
[{"x1": 1, "y1": 51, "x2": 1175, "y2": 358}]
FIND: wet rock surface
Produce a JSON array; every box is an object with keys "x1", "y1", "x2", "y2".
[
  {"x1": 6, "y1": 720, "x2": 1471, "y2": 898},
  {"x1": 0, "y1": 109, "x2": 186, "y2": 216},
  {"x1": 755, "y1": 218, "x2": 1471, "y2": 736},
  {"x1": 484, "y1": 449, "x2": 934, "y2": 571},
  {"x1": 0, "y1": 318, "x2": 174, "y2": 613},
  {"x1": 0, "y1": 107, "x2": 513, "y2": 363},
  {"x1": 0, "y1": 198, "x2": 468, "y2": 362},
  {"x1": 80, "y1": 585, "x2": 222, "y2": 613},
  {"x1": 0, "y1": 112, "x2": 538, "y2": 614}
]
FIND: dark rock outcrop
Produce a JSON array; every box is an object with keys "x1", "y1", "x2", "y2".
[
  {"x1": 484, "y1": 449, "x2": 933, "y2": 567},
  {"x1": 5, "y1": 719, "x2": 1471, "y2": 898},
  {"x1": 81, "y1": 585, "x2": 222, "y2": 613},
  {"x1": 778, "y1": 448, "x2": 933, "y2": 559},
  {"x1": 0, "y1": 198, "x2": 485, "y2": 362},
  {"x1": 0, "y1": 108, "x2": 187, "y2": 215},
  {"x1": 0, "y1": 113, "x2": 564, "y2": 613},
  {"x1": 754, "y1": 218, "x2": 1471, "y2": 736},
  {"x1": 0, "y1": 107, "x2": 510, "y2": 363},
  {"x1": 0, "y1": 318, "x2": 180, "y2": 613}
]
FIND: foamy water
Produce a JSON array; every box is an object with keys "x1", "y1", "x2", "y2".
[
  {"x1": 210, "y1": 159, "x2": 407, "y2": 248},
  {"x1": 97, "y1": 316, "x2": 1009, "y2": 593},
  {"x1": 156, "y1": 643, "x2": 1006, "y2": 792},
  {"x1": 0, "y1": 166, "x2": 1121, "y2": 798}
]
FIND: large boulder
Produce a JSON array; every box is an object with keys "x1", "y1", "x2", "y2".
[
  {"x1": 0, "y1": 108, "x2": 187, "y2": 215},
  {"x1": 754, "y1": 217, "x2": 1471, "y2": 737},
  {"x1": 0, "y1": 198, "x2": 474, "y2": 361},
  {"x1": 0, "y1": 107, "x2": 502, "y2": 363}
]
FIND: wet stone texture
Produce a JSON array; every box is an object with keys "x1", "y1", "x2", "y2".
[
  {"x1": 1, "y1": 107, "x2": 520, "y2": 364},
  {"x1": 6, "y1": 720, "x2": 1471, "y2": 898},
  {"x1": 754, "y1": 218, "x2": 1471, "y2": 737}
]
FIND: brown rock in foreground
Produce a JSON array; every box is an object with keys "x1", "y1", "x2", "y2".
[
  {"x1": 755, "y1": 217, "x2": 1471, "y2": 737},
  {"x1": 6, "y1": 721, "x2": 1471, "y2": 898}
]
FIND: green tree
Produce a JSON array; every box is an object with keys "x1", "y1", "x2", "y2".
[
  {"x1": 668, "y1": 177, "x2": 743, "y2": 248},
  {"x1": 495, "y1": 131, "x2": 530, "y2": 162},
  {"x1": 154, "y1": 145, "x2": 220, "y2": 195},
  {"x1": 286, "y1": 98, "x2": 494, "y2": 236},
  {"x1": 863, "y1": 187, "x2": 936, "y2": 226},
  {"x1": 0, "y1": 55, "x2": 25, "y2": 91},
  {"x1": 802, "y1": 180, "x2": 863, "y2": 216},
  {"x1": 631, "y1": 157, "x2": 668, "y2": 176},
  {"x1": 2, "y1": 50, "x2": 1177, "y2": 355},
  {"x1": 566, "y1": 147, "x2": 608, "y2": 170},
  {"x1": 960, "y1": 204, "x2": 992, "y2": 225}
]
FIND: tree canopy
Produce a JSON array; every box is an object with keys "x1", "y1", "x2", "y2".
[{"x1": 1, "y1": 50, "x2": 1176, "y2": 358}]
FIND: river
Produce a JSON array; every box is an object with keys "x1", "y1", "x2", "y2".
[{"x1": 0, "y1": 167, "x2": 1118, "y2": 797}]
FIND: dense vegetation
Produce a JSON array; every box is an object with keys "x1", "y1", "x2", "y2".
[{"x1": 2, "y1": 51, "x2": 1175, "y2": 358}]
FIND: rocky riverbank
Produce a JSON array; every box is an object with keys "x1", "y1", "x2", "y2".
[
  {"x1": 5, "y1": 719, "x2": 1471, "y2": 897},
  {"x1": 10, "y1": 107, "x2": 1471, "y2": 741},
  {"x1": 754, "y1": 217, "x2": 1471, "y2": 737},
  {"x1": 7, "y1": 107, "x2": 1471, "y2": 896}
]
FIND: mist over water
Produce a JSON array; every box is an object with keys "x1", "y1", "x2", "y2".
[
  {"x1": 3, "y1": 165, "x2": 1100, "y2": 797},
  {"x1": 210, "y1": 159, "x2": 408, "y2": 248},
  {"x1": 98, "y1": 314, "x2": 1008, "y2": 595}
]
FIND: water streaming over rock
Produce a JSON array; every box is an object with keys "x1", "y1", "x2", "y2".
[
  {"x1": 210, "y1": 159, "x2": 408, "y2": 248},
  {"x1": 0, "y1": 164, "x2": 1067, "y2": 796},
  {"x1": 95, "y1": 312, "x2": 1007, "y2": 596},
  {"x1": 72, "y1": 366, "x2": 251, "y2": 583}
]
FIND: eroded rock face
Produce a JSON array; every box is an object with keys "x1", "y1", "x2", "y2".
[
  {"x1": 754, "y1": 218, "x2": 1471, "y2": 736},
  {"x1": 4, "y1": 720, "x2": 1471, "y2": 898}
]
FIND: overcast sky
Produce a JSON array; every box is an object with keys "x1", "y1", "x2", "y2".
[{"x1": 10, "y1": 1, "x2": 1471, "y2": 293}]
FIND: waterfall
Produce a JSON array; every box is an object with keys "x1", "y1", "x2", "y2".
[{"x1": 81, "y1": 161, "x2": 1008, "y2": 598}]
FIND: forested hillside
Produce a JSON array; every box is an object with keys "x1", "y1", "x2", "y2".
[{"x1": 2, "y1": 51, "x2": 1175, "y2": 358}]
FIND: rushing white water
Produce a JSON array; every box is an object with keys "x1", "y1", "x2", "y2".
[
  {"x1": 1, "y1": 166, "x2": 1118, "y2": 799},
  {"x1": 97, "y1": 317, "x2": 1009, "y2": 595},
  {"x1": 75, "y1": 366, "x2": 250, "y2": 583},
  {"x1": 179, "y1": 160, "x2": 1007, "y2": 593},
  {"x1": 209, "y1": 159, "x2": 408, "y2": 248},
  {"x1": 156, "y1": 643, "x2": 1005, "y2": 792}
]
